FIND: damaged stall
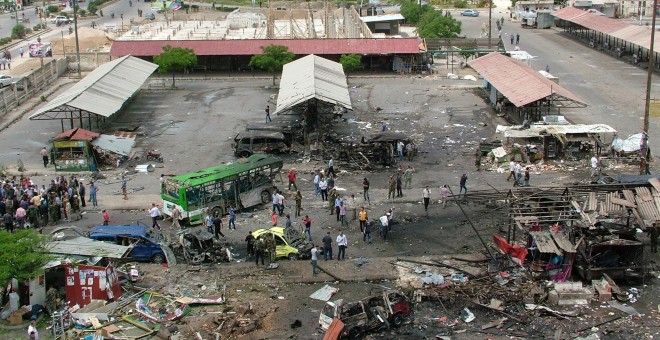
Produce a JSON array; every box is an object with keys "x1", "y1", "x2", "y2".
[
  {"x1": 335, "y1": 132, "x2": 416, "y2": 169},
  {"x1": 528, "y1": 230, "x2": 576, "y2": 282},
  {"x1": 90, "y1": 131, "x2": 137, "y2": 167},
  {"x1": 496, "y1": 123, "x2": 617, "y2": 160},
  {"x1": 50, "y1": 128, "x2": 100, "y2": 171}
]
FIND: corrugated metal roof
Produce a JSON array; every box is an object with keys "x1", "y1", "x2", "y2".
[
  {"x1": 91, "y1": 134, "x2": 136, "y2": 156},
  {"x1": 29, "y1": 56, "x2": 158, "y2": 120},
  {"x1": 360, "y1": 14, "x2": 405, "y2": 23},
  {"x1": 496, "y1": 123, "x2": 616, "y2": 138},
  {"x1": 109, "y1": 38, "x2": 420, "y2": 57},
  {"x1": 45, "y1": 236, "x2": 130, "y2": 259},
  {"x1": 275, "y1": 54, "x2": 352, "y2": 114},
  {"x1": 468, "y1": 52, "x2": 586, "y2": 107},
  {"x1": 53, "y1": 128, "x2": 100, "y2": 141},
  {"x1": 529, "y1": 231, "x2": 563, "y2": 255}
]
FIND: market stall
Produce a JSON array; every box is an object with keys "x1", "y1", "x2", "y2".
[{"x1": 50, "y1": 128, "x2": 100, "y2": 172}]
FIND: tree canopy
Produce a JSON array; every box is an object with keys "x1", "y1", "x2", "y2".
[
  {"x1": 0, "y1": 230, "x2": 52, "y2": 285},
  {"x1": 339, "y1": 54, "x2": 362, "y2": 77},
  {"x1": 153, "y1": 46, "x2": 198, "y2": 87},
  {"x1": 249, "y1": 44, "x2": 295, "y2": 86},
  {"x1": 417, "y1": 11, "x2": 462, "y2": 39},
  {"x1": 400, "y1": 1, "x2": 434, "y2": 25}
]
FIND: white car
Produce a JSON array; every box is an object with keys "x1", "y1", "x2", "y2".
[
  {"x1": 50, "y1": 16, "x2": 71, "y2": 25},
  {"x1": 0, "y1": 75, "x2": 13, "y2": 88}
]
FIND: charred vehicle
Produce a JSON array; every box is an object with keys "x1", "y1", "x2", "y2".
[
  {"x1": 172, "y1": 230, "x2": 232, "y2": 264},
  {"x1": 251, "y1": 225, "x2": 314, "y2": 260}
]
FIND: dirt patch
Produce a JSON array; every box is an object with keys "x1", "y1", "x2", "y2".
[{"x1": 51, "y1": 27, "x2": 113, "y2": 54}]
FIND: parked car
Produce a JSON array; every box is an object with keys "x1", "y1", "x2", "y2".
[
  {"x1": 145, "y1": 12, "x2": 156, "y2": 20},
  {"x1": 460, "y1": 9, "x2": 479, "y2": 17},
  {"x1": 0, "y1": 75, "x2": 13, "y2": 88},
  {"x1": 151, "y1": 6, "x2": 163, "y2": 13},
  {"x1": 89, "y1": 223, "x2": 171, "y2": 264},
  {"x1": 319, "y1": 290, "x2": 413, "y2": 338},
  {"x1": 251, "y1": 226, "x2": 313, "y2": 261},
  {"x1": 50, "y1": 15, "x2": 70, "y2": 25},
  {"x1": 232, "y1": 131, "x2": 290, "y2": 157}
]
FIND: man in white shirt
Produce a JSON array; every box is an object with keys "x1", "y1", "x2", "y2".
[
  {"x1": 327, "y1": 158, "x2": 336, "y2": 177},
  {"x1": 313, "y1": 172, "x2": 320, "y2": 196},
  {"x1": 507, "y1": 161, "x2": 516, "y2": 181},
  {"x1": 310, "y1": 245, "x2": 319, "y2": 276},
  {"x1": 422, "y1": 186, "x2": 431, "y2": 212},
  {"x1": 379, "y1": 211, "x2": 389, "y2": 240},
  {"x1": 397, "y1": 141, "x2": 404, "y2": 161},
  {"x1": 28, "y1": 319, "x2": 39, "y2": 339},
  {"x1": 336, "y1": 231, "x2": 347, "y2": 260},
  {"x1": 276, "y1": 191, "x2": 285, "y2": 216},
  {"x1": 591, "y1": 155, "x2": 600, "y2": 177},
  {"x1": 440, "y1": 185, "x2": 450, "y2": 208},
  {"x1": 149, "y1": 203, "x2": 161, "y2": 230}
]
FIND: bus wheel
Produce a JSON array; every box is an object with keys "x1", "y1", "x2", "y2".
[
  {"x1": 240, "y1": 151, "x2": 250, "y2": 158},
  {"x1": 260, "y1": 190, "x2": 270, "y2": 204},
  {"x1": 211, "y1": 206, "x2": 224, "y2": 218}
]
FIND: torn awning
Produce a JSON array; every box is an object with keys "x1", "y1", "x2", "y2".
[
  {"x1": 53, "y1": 128, "x2": 100, "y2": 141},
  {"x1": 91, "y1": 134, "x2": 136, "y2": 156}
]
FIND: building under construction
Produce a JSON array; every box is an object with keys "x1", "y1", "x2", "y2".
[{"x1": 110, "y1": 2, "x2": 422, "y2": 71}]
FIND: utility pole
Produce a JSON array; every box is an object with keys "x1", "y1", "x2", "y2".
[
  {"x1": 488, "y1": 0, "x2": 492, "y2": 49},
  {"x1": 641, "y1": 0, "x2": 657, "y2": 175},
  {"x1": 73, "y1": 0, "x2": 82, "y2": 78}
]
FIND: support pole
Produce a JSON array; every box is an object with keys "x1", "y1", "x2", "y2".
[
  {"x1": 640, "y1": 0, "x2": 657, "y2": 175},
  {"x1": 448, "y1": 187, "x2": 495, "y2": 259}
]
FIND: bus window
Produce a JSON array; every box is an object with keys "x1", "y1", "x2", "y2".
[{"x1": 186, "y1": 187, "x2": 202, "y2": 209}]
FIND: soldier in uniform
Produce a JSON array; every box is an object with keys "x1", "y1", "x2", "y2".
[
  {"x1": 329, "y1": 188, "x2": 338, "y2": 214},
  {"x1": 46, "y1": 287, "x2": 59, "y2": 314},
  {"x1": 294, "y1": 190, "x2": 302, "y2": 217},
  {"x1": 265, "y1": 232, "x2": 276, "y2": 263},
  {"x1": 254, "y1": 236, "x2": 265, "y2": 266},
  {"x1": 70, "y1": 195, "x2": 82, "y2": 220},
  {"x1": 39, "y1": 197, "x2": 49, "y2": 226},
  {"x1": 27, "y1": 204, "x2": 39, "y2": 228},
  {"x1": 48, "y1": 193, "x2": 58, "y2": 225}
]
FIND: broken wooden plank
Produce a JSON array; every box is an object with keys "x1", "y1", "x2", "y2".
[
  {"x1": 648, "y1": 177, "x2": 660, "y2": 192},
  {"x1": 611, "y1": 197, "x2": 636, "y2": 208}
]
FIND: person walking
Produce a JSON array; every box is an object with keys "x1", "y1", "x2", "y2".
[
  {"x1": 19, "y1": 47, "x2": 24, "y2": 58},
  {"x1": 285, "y1": 214, "x2": 292, "y2": 228},
  {"x1": 228, "y1": 205, "x2": 236, "y2": 229},
  {"x1": 322, "y1": 231, "x2": 333, "y2": 260},
  {"x1": 271, "y1": 210, "x2": 278, "y2": 226},
  {"x1": 149, "y1": 203, "x2": 161, "y2": 230},
  {"x1": 303, "y1": 215, "x2": 312, "y2": 241},
  {"x1": 212, "y1": 214, "x2": 225, "y2": 239},
  {"x1": 40, "y1": 147, "x2": 49, "y2": 167},
  {"x1": 334, "y1": 195, "x2": 342, "y2": 220},
  {"x1": 319, "y1": 176, "x2": 328, "y2": 201},
  {"x1": 403, "y1": 166, "x2": 414, "y2": 189},
  {"x1": 336, "y1": 230, "x2": 347, "y2": 260},
  {"x1": 254, "y1": 236, "x2": 265, "y2": 266},
  {"x1": 590, "y1": 155, "x2": 600, "y2": 177},
  {"x1": 516, "y1": 33, "x2": 520, "y2": 44},
  {"x1": 313, "y1": 172, "x2": 321, "y2": 196},
  {"x1": 406, "y1": 142, "x2": 415, "y2": 162},
  {"x1": 506, "y1": 161, "x2": 516, "y2": 181},
  {"x1": 205, "y1": 210, "x2": 214, "y2": 233},
  {"x1": 358, "y1": 206, "x2": 367, "y2": 232},
  {"x1": 294, "y1": 190, "x2": 302, "y2": 217},
  {"x1": 379, "y1": 211, "x2": 390, "y2": 240},
  {"x1": 524, "y1": 167, "x2": 531, "y2": 187},
  {"x1": 102, "y1": 209, "x2": 109, "y2": 225},
  {"x1": 327, "y1": 157, "x2": 336, "y2": 177},
  {"x1": 121, "y1": 176, "x2": 128, "y2": 200},
  {"x1": 265, "y1": 233, "x2": 276, "y2": 263},
  {"x1": 245, "y1": 231, "x2": 255, "y2": 258},
  {"x1": 363, "y1": 219, "x2": 372, "y2": 244},
  {"x1": 310, "y1": 245, "x2": 319, "y2": 276},
  {"x1": 388, "y1": 175, "x2": 396, "y2": 199},
  {"x1": 459, "y1": 174, "x2": 468, "y2": 197},
  {"x1": 288, "y1": 169, "x2": 297, "y2": 191},
  {"x1": 510, "y1": 33, "x2": 515, "y2": 45},
  {"x1": 339, "y1": 201, "x2": 347, "y2": 227},
  {"x1": 422, "y1": 186, "x2": 431, "y2": 212},
  {"x1": 276, "y1": 191, "x2": 285, "y2": 216},
  {"x1": 171, "y1": 205, "x2": 182, "y2": 228},
  {"x1": 362, "y1": 178, "x2": 371, "y2": 204},
  {"x1": 396, "y1": 173, "x2": 403, "y2": 197},
  {"x1": 265, "y1": 105, "x2": 271, "y2": 122},
  {"x1": 89, "y1": 181, "x2": 98, "y2": 207},
  {"x1": 440, "y1": 185, "x2": 450, "y2": 208},
  {"x1": 349, "y1": 194, "x2": 357, "y2": 221}
]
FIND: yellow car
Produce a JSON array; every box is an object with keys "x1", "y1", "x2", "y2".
[{"x1": 252, "y1": 226, "x2": 313, "y2": 260}]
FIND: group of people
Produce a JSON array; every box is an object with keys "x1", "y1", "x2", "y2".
[
  {"x1": 0, "y1": 175, "x2": 93, "y2": 232},
  {"x1": 0, "y1": 49, "x2": 12, "y2": 70},
  {"x1": 506, "y1": 161, "x2": 531, "y2": 187}
]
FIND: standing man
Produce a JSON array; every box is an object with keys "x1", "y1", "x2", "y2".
[
  {"x1": 78, "y1": 182, "x2": 86, "y2": 208},
  {"x1": 591, "y1": 155, "x2": 600, "y2": 177},
  {"x1": 149, "y1": 203, "x2": 161, "y2": 230},
  {"x1": 403, "y1": 166, "x2": 415, "y2": 189},
  {"x1": 362, "y1": 178, "x2": 371, "y2": 204},
  {"x1": 254, "y1": 236, "x2": 265, "y2": 266},
  {"x1": 422, "y1": 186, "x2": 431, "y2": 212},
  {"x1": 228, "y1": 205, "x2": 236, "y2": 229},
  {"x1": 329, "y1": 188, "x2": 339, "y2": 215},
  {"x1": 245, "y1": 231, "x2": 255, "y2": 258},
  {"x1": 102, "y1": 209, "x2": 109, "y2": 225},
  {"x1": 339, "y1": 201, "x2": 348, "y2": 227},
  {"x1": 19, "y1": 46, "x2": 24, "y2": 57},
  {"x1": 294, "y1": 190, "x2": 302, "y2": 217},
  {"x1": 276, "y1": 191, "x2": 285, "y2": 216},
  {"x1": 396, "y1": 173, "x2": 403, "y2": 197},
  {"x1": 310, "y1": 245, "x2": 319, "y2": 276},
  {"x1": 510, "y1": 33, "x2": 515, "y2": 45},
  {"x1": 334, "y1": 195, "x2": 342, "y2": 220},
  {"x1": 15, "y1": 205, "x2": 26, "y2": 229},
  {"x1": 212, "y1": 213, "x2": 225, "y2": 239},
  {"x1": 303, "y1": 214, "x2": 312, "y2": 241},
  {"x1": 358, "y1": 207, "x2": 368, "y2": 232},
  {"x1": 336, "y1": 230, "x2": 347, "y2": 260},
  {"x1": 288, "y1": 169, "x2": 297, "y2": 191},
  {"x1": 265, "y1": 233, "x2": 276, "y2": 263},
  {"x1": 516, "y1": 33, "x2": 520, "y2": 45},
  {"x1": 313, "y1": 172, "x2": 321, "y2": 196},
  {"x1": 475, "y1": 148, "x2": 481, "y2": 171},
  {"x1": 322, "y1": 231, "x2": 333, "y2": 260},
  {"x1": 121, "y1": 175, "x2": 128, "y2": 200},
  {"x1": 319, "y1": 176, "x2": 328, "y2": 201},
  {"x1": 171, "y1": 205, "x2": 182, "y2": 228},
  {"x1": 327, "y1": 157, "x2": 336, "y2": 177},
  {"x1": 524, "y1": 167, "x2": 531, "y2": 187},
  {"x1": 89, "y1": 181, "x2": 98, "y2": 207},
  {"x1": 406, "y1": 142, "x2": 415, "y2": 162},
  {"x1": 507, "y1": 161, "x2": 516, "y2": 181},
  {"x1": 265, "y1": 105, "x2": 271, "y2": 122},
  {"x1": 205, "y1": 210, "x2": 213, "y2": 233},
  {"x1": 388, "y1": 175, "x2": 396, "y2": 199},
  {"x1": 363, "y1": 219, "x2": 372, "y2": 244},
  {"x1": 459, "y1": 174, "x2": 468, "y2": 197},
  {"x1": 397, "y1": 140, "x2": 404, "y2": 161},
  {"x1": 40, "y1": 147, "x2": 49, "y2": 168},
  {"x1": 440, "y1": 185, "x2": 450, "y2": 208},
  {"x1": 379, "y1": 211, "x2": 389, "y2": 240}
]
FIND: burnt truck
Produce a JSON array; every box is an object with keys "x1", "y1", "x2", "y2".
[{"x1": 319, "y1": 290, "x2": 413, "y2": 339}]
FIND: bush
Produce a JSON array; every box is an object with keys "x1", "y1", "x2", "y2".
[
  {"x1": 11, "y1": 25, "x2": 30, "y2": 39},
  {"x1": 477, "y1": 0, "x2": 487, "y2": 7},
  {"x1": 216, "y1": 6, "x2": 238, "y2": 12},
  {"x1": 453, "y1": 0, "x2": 468, "y2": 8},
  {"x1": 33, "y1": 23, "x2": 47, "y2": 31},
  {"x1": 47, "y1": 5, "x2": 59, "y2": 14},
  {"x1": 78, "y1": 9, "x2": 87, "y2": 17},
  {"x1": 0, "y1": 37, "x2": 12, "y2": 46}
]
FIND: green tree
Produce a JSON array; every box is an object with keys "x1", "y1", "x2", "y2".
[
  {"x1": 458, "y1": 40, "x2": 478, "y2": 61},
  {"x1": 153, "y1": 46, "x2": 198, "y2": 88},
  {"x1": 417, "y1": 11, "x2": 462, "y2": 39},
  {"x1": 0, "y1": 230, "x2": 52, "y2": 285},
  {"x1": 400, "y1": 0, "x2": 434, "y2": 25},
  {"x1": 249, "y1": 44, "x2": 295, "y2": 86},
  {"x1": 339, "y1": 54, "x2": 362, "y2": 78},
  {"x1": 11, "y1": 25, "x2": 30, "y2": 39}
]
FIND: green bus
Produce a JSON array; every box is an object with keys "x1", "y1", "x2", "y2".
[{"x1": 161, "y1": 154, "x2": 283, "y2": 225}]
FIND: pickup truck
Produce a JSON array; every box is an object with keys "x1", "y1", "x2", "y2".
[
  {"x1": 50, "y1": 16, "x2": 71, "y2": 25},
  {"x1": 319, "y1": 290, "x2": 412, "y2": 339}
]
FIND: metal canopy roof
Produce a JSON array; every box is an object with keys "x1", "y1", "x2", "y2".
[
  {"x1": 275, "y1": 54, "x2": 352, "y2": 115},
  {"x1": 45, "y1": 236, "x2": 130, "y2": 259},
  {"x1": 468, "y1": 52, "x2": 587, "y2": 108},
  {"x1": 29, "y1": 56, "x2": 158, "y2": 121}
]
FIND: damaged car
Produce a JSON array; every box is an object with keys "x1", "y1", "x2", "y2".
[
  {"x1": 319, "y1": 290, "x2": 413, "y2": 338},
  {"x1": 172, "y1": 230, "x2": 233, "y2": 265},
  {"x1": 252, "y1": 225, "x2": 314, "y2": 260}
]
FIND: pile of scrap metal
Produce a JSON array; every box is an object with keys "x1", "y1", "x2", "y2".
[
  {"x1": 171, "y1": 229, "x2": 233, "y2": 265},
  {"x1": 331, "y1": 132, "x2": 416, "y2": 170}
]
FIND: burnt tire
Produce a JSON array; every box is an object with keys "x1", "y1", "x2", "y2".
[
  {"x1": 211, "y1": 206, "x2": 224, "y2": 218},
  {"x1": 391, "y1": 313, "x2": 404, "y2": 327},
  {"x1": 152, "y1": 254, "x2": 165, "y2": 264},
  {"x1": 288, "y1": 253, "x2": 298, "y2": 261},
  {"x1": 240, "y1": 151, "x2": 251, "y2": 158},
  {"x1": 260, "y1": 190, "x2": 270, "y2": 204}
]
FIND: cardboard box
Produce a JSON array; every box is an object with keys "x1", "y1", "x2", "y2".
[{"x1": 7, "y1": 307, "x2": 28, "y2": 325}]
